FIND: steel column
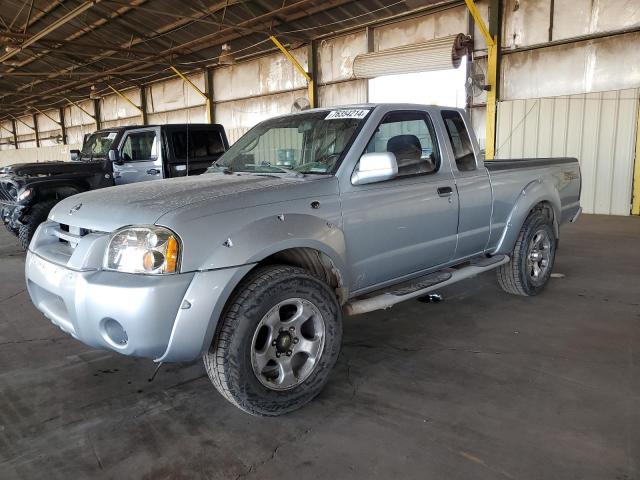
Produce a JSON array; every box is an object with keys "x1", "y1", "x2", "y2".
[
  {"x1": 465, "y1": 0, "x2": 499, "y2": 159},
  {"x1": 59, "y1": 107, "x2": 67, "y2": 145},
  {"x1": 33, "y1": 114, "x2": 40, "y2": 147},
  {"x1": 93, "y1": 99, "x2": 101, "y2": 130},
  {"x1": 205, "y1": 67, "x2": 215, "y2": 123},
  {"x1": 11, "y1": 119, "x2": 18, "y2": 149},
  {"x1": 308, "y1": 41, "x2": 319, "y2": 108},
  {"x1": 139, "y1": 86, "x2": 148, "y2": 125}
]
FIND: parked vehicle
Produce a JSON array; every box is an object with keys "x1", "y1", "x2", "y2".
[
  {"x1": 25, "y1": 104, "x2": 581, "y2": 416},
  {"x1": 0, "y1": 123, "x2": 228, "y2": 249}
]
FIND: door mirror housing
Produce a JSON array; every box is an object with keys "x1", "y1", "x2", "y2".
[
  {"x1": 108, "y1": 149, "x2": 123, "y2": 165},
  {"x1": 351, "y1": 152, "x2": 398, "y2": 185},
  {"x1": 69, "y1": 149, "x2": 81, "y2": 161}
]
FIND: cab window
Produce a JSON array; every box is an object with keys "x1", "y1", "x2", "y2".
[
  {"x1": 364, "y1": 111, "x2": 440, "y2": 177},
  {"x1": 441, "y1": 110, "x2": 476, "y2": 172},
  {"x1": 121, "y1": 131, "x2": 157, "y2": 162},
  {"x1": 172, "y1": 130, "x2": 225, "y2": 161}
]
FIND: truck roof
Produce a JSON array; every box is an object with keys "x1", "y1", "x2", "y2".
[
  {"x1": 269, "y1": 103, "x2": 466, "y2": 120},
  {"x1": 95, "y1": 123, "x2": 225, "y2": 133}
]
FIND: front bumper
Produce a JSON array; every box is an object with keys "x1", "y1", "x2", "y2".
[{"x1": 26, "y1": 250, "x2": 254, "y2": 362}]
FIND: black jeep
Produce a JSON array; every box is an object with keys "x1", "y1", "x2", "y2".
[{"x1": 0, "y1": 123, "x2": 228, "y2": 249}]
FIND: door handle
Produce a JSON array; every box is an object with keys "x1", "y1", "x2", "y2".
[
  {"x1": 437, "y1": 186, "x2": 453, "y2": 197},
  {"x1": 146, "y1": 168, "x2": 160, "y2": 175}
]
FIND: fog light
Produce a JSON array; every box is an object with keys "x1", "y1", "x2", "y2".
[{"x1": 102, "y1": 318, "x2": 128, "y2": 347}]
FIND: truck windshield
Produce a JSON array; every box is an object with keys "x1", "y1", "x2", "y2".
[
  {"x1": 79, "y1": 131, "x2": 117, "y2": 160},
  {"x1": 209, "y1": 109, "x2": 371, "y2": 175}
]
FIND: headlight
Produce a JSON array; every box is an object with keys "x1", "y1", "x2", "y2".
[
  {"x1": 17, "y1": 187, "x2": 32, "y2": 202},
  {"x1": 104, "y1": 226, "x2": 180, "y2": 274}
]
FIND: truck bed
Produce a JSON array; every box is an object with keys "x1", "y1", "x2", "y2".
[
  {"x1": 484, "y1": 157, "x2": 578, "y2": 171},
  {"x1": 485, "y1": 157, "x2": 581, "y2": 254}
]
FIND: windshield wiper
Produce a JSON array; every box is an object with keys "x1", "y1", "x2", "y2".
[
  {"x1": 263, "y1": 165, "x2": 303, "y2": 176},
  {"x1": 208, "y1": 163, "x2": 233, "y2": 174}
]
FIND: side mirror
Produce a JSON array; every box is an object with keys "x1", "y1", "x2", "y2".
[
  {"x1": 108, "y1": 149, "x2": 123, "y2": 165},
  {"x1": 69, "y1": 149, "x2": 81, "y2": 161},
  {"x1": 351, "y1": 152, "x2": 398, "y2": 185}
]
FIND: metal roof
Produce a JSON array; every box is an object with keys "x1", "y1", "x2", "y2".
[{"x1": 0, "y1": 0, "x2": 452, "y2": 119}]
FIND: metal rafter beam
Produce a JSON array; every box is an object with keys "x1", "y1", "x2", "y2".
[
  {"x1": 0, "y1": 0, "x2": 233, "y2": 102},
  {"x1": 0, "y1": 30, "x2": 169, "y2": 57},
  {"x1": 0, "y1": 1, "x2": 101, "y2": 63},
  {"x1": 6, "y1": 0, "x2": 353, "y2": 111},
  {"x1": 1, "y1": 0, "x2": 367, "y2": 118}
]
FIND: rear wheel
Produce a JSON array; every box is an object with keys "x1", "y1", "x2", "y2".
[
  {"x1": 497, "y1": 211, "x2": 556, "y2": 296},
  {"x1": 18, "y1": 200, "x2": 56, "y2": 250},
  {"x1": 203, "y1": 265, "x2": 342, "y2": 416}
]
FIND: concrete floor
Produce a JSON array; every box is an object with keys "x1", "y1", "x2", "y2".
[{"x1": 0, "y1": 214, "x2": 638, "y2": 479}]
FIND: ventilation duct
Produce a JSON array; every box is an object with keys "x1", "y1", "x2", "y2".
[{"x1": 353, "y1": 34, "x2": 469, "y2": 79}]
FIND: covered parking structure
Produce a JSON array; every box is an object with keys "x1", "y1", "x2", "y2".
[{"x1": 0, "y1": 1, "x2": 639, "y2": 478}]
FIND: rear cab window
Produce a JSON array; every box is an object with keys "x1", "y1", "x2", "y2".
[
  {"x1": 171, "y1": 129, "x2": 226, "y2": 162},
  {"x1": 441, "y1": 110, "x2": 476, "y2": 172}
]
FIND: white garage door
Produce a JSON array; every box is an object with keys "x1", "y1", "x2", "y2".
[{"x1": 496, "y1": 88, "x2": 639, "y2": 215}]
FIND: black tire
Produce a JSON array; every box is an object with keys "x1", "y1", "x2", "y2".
[
  {"x1": 203, "y1": 265, "x2": 342, "y2": 416},
  {"x1": 4, "y1": 221, "x2": 18, "y2": 236},
  {"x1": 496, "y1": 211, "x2": 557, "y2": 296},
  {"x1": 18, "y1": 200, "x2": 56, "y2": 250}
]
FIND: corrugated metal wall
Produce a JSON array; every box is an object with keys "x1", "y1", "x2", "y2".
[{"x1": 496, "y1": 88, "x2": 639, "y2": 215}]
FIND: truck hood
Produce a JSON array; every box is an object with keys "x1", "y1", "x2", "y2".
[
  {"x1": 50, "y1": 173, "x2": 332, "y2": 232},
  {"x1": 1, "y1": 160, "x2": 107, "y2": 178}
]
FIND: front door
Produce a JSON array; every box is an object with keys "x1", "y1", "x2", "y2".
[
  {"x1": 113, "y1": 127, "x2": 164, "y2": 185},
  {"x1": 341, "y1": 110, "x2": 459, "y2": 292}
]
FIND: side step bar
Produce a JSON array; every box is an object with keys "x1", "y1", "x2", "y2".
[{"x1": 344, "y1": 255, "x2": 510, "y2": 316}]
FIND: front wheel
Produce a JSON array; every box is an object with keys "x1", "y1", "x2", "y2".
[
  {"x1": 496, "y1": 211, "x2": 557, "y2": 296},
  {"x1": 203, "y1": 265, "x2": 342, "y2": 416},
  {"x1": 4, "y1": 220, "x2": 18, "y2": 236},
  {"x1": 18, "y1": 200, "x2": 56, "y2": 250}
]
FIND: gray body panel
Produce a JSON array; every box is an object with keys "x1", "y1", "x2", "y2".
[
  {"x1": 25, "y1": 104, "x2": 581, "y2": 362},
  {"x1": 112, "y1": 126, "x2": 164, "y2": 185}
]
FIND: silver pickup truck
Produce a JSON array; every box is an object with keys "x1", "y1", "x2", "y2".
[{"x1": 25, "y1": 104, "x2": 581, "y2": 416}]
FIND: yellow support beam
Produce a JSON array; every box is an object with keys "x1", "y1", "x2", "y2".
[
  {"x1": 269, "y1": 35, "x2": 315, "y2": 108},
  {"x1": 65, "y1": 97, "x2": 96, "y2": 121},
  {"x1": 632, "y1": 98, "x2": 640, "y2": 215},
  {"x1": 170, "y1": 66, "x2": 211, "y2": 123},
  {"x1": 464, "y1": 0, "x2": 497, "y2": 160},
  {"x1": 464, "y1": 0, "x2": 495, "y2": 47},
  {"x1": 108, "y1": 84, "x2": 144, "y2": 116},
  {"x1": 11, "y1": 115, "x2": 35, "y2": 132},
  {"x1": 0, "y1": 123, "x2": 14, "y2": 136},
  {"x1": 32, "y1": 106, "x2": 62, "y2": 127}
]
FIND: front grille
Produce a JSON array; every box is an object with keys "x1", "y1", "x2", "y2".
[
  {"x1": 53, "y1": 223, "x2": 91, "y2": 248},
  {"x1": 0, "y1": 181, "x2": 16, "y2": 202}
]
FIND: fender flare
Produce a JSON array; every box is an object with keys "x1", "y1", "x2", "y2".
[
  {"x1": 27, "y1": 178, "x2": 88, "y2": 205},
  {"x1": 494, "y1": 178, "x2": 561, "y2": 255},
  {"x1": 197, "y1": 213, "x2": 350, "y2": 286},
  {"x1": 158, "y1": 214, "x2": 350, "y2": 362}
]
